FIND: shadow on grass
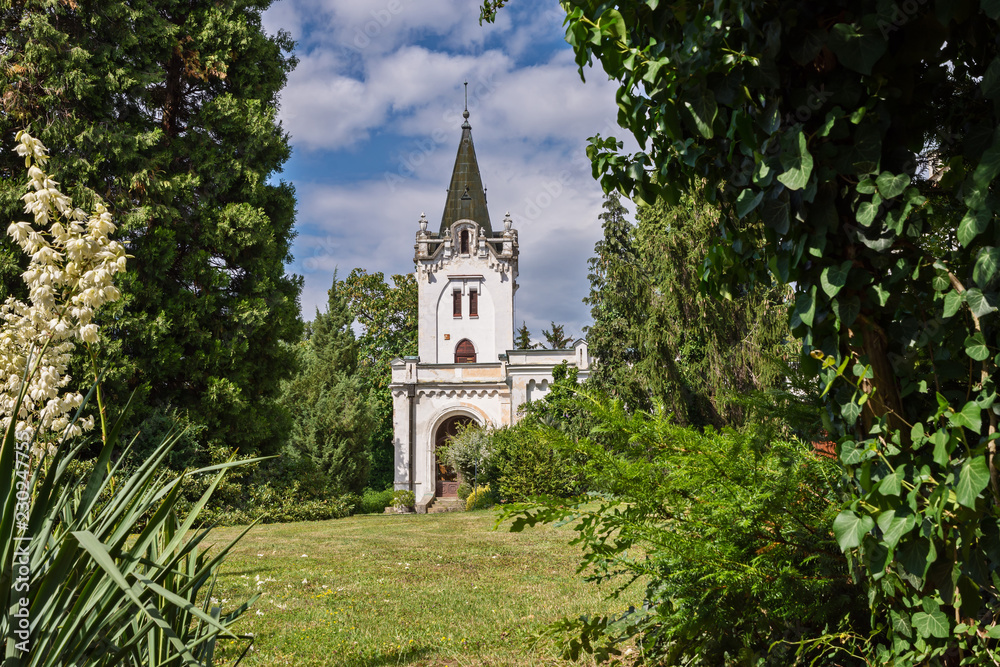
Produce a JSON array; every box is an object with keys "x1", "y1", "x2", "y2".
[{"x1": 332, "y1": 647, "x2": 433, "y2": 667}]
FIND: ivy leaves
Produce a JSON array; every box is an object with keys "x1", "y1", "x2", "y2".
[{"x1": 556, "y1": 0, "x2": 1000, "y2": 660}]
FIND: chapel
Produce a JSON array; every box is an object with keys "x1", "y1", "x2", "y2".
[{"x1": 389, "y1": 104, "x2": 590, "y2": 513}]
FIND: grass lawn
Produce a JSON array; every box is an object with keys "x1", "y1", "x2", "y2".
[{"x1": 206, "y1": 509, "x2": 638, "y2": 667}]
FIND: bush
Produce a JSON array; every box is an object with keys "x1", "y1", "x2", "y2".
[
  {"x1": 484, "y1": 422, "x2": 582, "y2": 502},
  {"x1": 359, "y1": 487, "x2": 394, "y2": 514},
  {"x1": 501, "y1": 393, "x2": 869, "y2": 665},
  {"x1": 436, "y1": 422, "x2": 492, "y2": 485},
  {"x1": 392, "y1": 489, "x2": 415, "y2": 509},
  {"x1": 465, "y1": 484, "x2": 495, "y2": 511},
  {"x1": 183, "y1": 453, "x2": 361, "y2": 526},
  {"x1": 456, "y1": 482, "x2": 473, "y2": 501}
]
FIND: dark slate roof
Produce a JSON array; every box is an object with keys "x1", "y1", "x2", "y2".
[{"x1": 439, "y1": 115, "x2": 492, "y2": 236}]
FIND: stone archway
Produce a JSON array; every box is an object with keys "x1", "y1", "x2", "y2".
[{"x1": 434, "y1": 415, "x2": 475, "y2": 497}]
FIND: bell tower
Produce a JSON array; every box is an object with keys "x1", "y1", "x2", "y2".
[{"x1": 413, "y1": 99, "x2": 517, "y2": 365}]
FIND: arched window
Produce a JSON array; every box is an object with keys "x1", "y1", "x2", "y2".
[
  {"x1": 455, "y1": 339, "x2": 476, "y2": 363},
  {"x1": 460, "y1": 229, "x2": 470, "y2": 254}
]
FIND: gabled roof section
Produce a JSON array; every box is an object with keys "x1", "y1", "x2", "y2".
[{"x1": 440, "y1": 112, "x2": 492, "y2": 236}]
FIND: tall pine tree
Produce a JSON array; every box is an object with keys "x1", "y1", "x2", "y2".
[
  {"x1": 281, "y1": 276, "x2": 373, "y2": 494},
  {"x1": 0, "y1": 0, "x2": 302, "y2": 454}
]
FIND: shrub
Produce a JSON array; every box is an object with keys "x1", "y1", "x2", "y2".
[
  {"x1": 392, "y1": 489, "x2": 415, "y2": 509},
  {"x1": 465, "y1": 484, "x2": 495, "y2": 511},
  {"x1": 501, "y1": 393, "x2": 869, "y2": 665},
  {"x1": 436, "y1": 422, "x2": 492, "y2": 485},
  {"x1": 359, "y1": 487, "x2": 394, "y2": 514},
  {"x1": 484, "y1": 422, "x2": 581, "y2": 502},
  {"x1": 456, "y1": 482, "x2": 473, "y2": 501}
]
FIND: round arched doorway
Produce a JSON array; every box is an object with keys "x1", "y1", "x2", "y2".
[{"x1": 434, "y1": 415, "x2": 475, "y2": 497}]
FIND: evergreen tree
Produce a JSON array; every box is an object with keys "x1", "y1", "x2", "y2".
[
  {"x1": 513, "y1": 322, "x2": 535, "y2": 349},
  {"x1": 541, "y1": 322, "x2": 573, "y2": 349},
  {"x1": 342, "y1": 269, "x2": 417, "y2": 490},
  {"x1": 0, "y1": 0, "x2": 302, "y2": 455},
  {"x1": 281, "y1": 276, "x2": 373, "y2": 494},
  {"x1": 583, "y1": 192, "x2": 648, "y2": 407},
  {"x1": 586, "y1": 190, "x2": 792, "y2": 427}
]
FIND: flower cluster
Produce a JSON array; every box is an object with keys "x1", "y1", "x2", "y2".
[{"x1": 0, "y1": 131, "x2": 126, "y2": 452}]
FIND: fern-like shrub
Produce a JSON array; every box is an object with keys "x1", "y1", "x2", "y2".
[{"x1": 500, "y1": 393, "x2": 870, "y2": 665}]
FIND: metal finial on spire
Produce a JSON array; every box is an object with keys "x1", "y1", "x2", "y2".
[{"x1": 462, "y1": 81, "x2": 471, "y2": 128}]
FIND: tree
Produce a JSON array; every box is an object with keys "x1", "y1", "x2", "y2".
[
  {"x1": 513, "y1": 321, "x2": 535, "y2": 349},
  {"x1": 541, "y1": 321, "x2": 573, "y2": 349},
  {"x1": 0, "y1": 0, "x2": 303, "y2": 457},
  {"x1": 489, "y1": 0, "x2": 1000, "y2": 660},
  {"x1": 342, "y1": 269, "x2": 417, "y2": 489},
  {"x1": 281, "y1": 276, "x2": 373, "y2": 494},
  {"x1": 586, "y1": 190, "x2": 793, "y2": 427}
]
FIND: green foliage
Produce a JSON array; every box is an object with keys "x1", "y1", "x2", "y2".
[
  {"x1": 358, "y1": 487, "x2": 395, "y2": 515},
  {"x1": 436, "y1": 422, "x2": 491, "y2": 486},
  {"x1": 456, "y1": 482, "x2": 473, "y2": 501},
  {"x1": 182, "y1": 454, "x2": 360, "y2": 526},
  {"x1": 0, "y1": 0, "x2": 303, "y2": 458},
  {"x1": 541, "y1": 322, "x2": 574, "y2": 349},
  {"x1": 343, "y1": 269, "x2": 418, "y2": 492},
  {"x1": 280, "y1": 276, "x2": 374, "y2": 495},
  {"x1": 0, "y1": 391, "x2": 257, "y2": 665},
  {"x1": 126, "y1": 406, "x2": 209, "y2": 472},
  {"x1": 545, "y1": 0, "x2": 1000, "y2": 659},
  {"x1": 514, "y1": 321, "x2": 535, "y2": 349},
  {"x1": 521, "y1": 362, "x2": 589, "y2": 437},
  {"x1": 392, "y1": 490, "x2": 415, "y2": 510},
  {"x1": 586, "y1": 191, "x2": 793, "y2": 427},
  {"x1": 465, "y1": 484, "x2": 495, "y2": 511},
  {"x1": 480, "y1": 421, "x2": 580, "y2": 502},
  {"x1": 500, "y1": 392, "x2": 869, "y2": 665}
]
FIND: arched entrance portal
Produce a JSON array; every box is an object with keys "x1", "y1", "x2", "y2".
[{"x1": 434, "y1": 415, "x2": 474, "y2": 497}]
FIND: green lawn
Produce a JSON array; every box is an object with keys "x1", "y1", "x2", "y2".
[{"x1": 206, "y1": 509, "x2": 638, "y2": 667}]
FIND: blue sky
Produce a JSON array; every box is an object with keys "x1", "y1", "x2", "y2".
[{"x1": 261, "y1": 0, "x2": 632, "y2": 342}]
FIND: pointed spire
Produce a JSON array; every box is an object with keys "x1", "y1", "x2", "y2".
[
  {"x1": 462, "y1": 81, "x2": 471, "y2": 130},
  {"x1": 439, "y1": 85, "x2": 492, "y2": 236}
]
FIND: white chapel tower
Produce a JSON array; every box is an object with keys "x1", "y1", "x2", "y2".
[{"x1": 389, "y1": 101, "x2": 589, "y2": 513}]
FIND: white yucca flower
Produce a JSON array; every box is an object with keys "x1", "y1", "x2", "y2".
[{"x1": 1, "y1": 130, "x2": 127, "y2": 454}]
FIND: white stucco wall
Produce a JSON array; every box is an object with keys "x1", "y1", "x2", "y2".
[{"x1": 416, "y1": 220, "x2": 514, "y2": 364}]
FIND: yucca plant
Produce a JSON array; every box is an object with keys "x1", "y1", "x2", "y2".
[
  {"x1": 0, "y1": 131, "x2": 259, "y2": 665},
  {"x1": 0, "y1": 382, "x2": 262, "y2": 666}
]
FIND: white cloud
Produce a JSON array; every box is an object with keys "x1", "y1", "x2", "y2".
[{"x1": 263, "y1": 0, "x2": 636, "y2": 337}]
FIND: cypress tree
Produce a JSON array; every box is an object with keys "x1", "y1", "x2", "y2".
[
  {"x1": 281, "y1": 277, "x2": 373, "y2": 494},
  {"x1": 0, "y1": 0, "x2": 302, "y2": 454}
]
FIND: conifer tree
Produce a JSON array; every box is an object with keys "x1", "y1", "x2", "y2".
[
  {"x1": 281, "y1": 277, "x2": 373, "y2": 494},
  {"x1": 541, "y1": 322, "x2": 573, "y2": 349},
  {"x1": 586, "y1": 191, "x2": 792, "y2": 426},
  {"x1": 0, "y1": 0, "x2": 302, "y2": 455},
  {"x1": 513, "y1": 322, "x2": 535, "y2": 349},
  {"x1": 342, "y1": 269, "x2": 417, "y2": 490}
]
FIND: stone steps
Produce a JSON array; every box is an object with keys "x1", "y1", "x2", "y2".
[{"x1": 426, "y1": 497, "x2": 465, "y2": 513}]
